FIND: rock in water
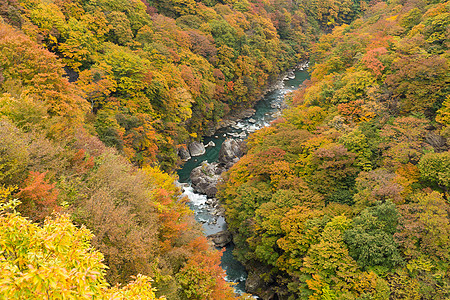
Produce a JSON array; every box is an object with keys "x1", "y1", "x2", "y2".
[
  {"x1": 190, "y1": 161, "x2": 222, "y2": 197},
  {"x1": 207, "y1": 230, "x2": 232, "y2": 248},
  {"x1": 205, "y1": 140, "x2": 216, "y2": 148},
  {"x1": 190, "y1": 139, "x2": 243, "y2": 196},
  {"x1": 188, "y1": 141, "x2": 206, "y2": 157},
  {"x1": 178, "y1": 146, "x2": 191, "y2": 161},
  {"x1": 219, "y1": 138, "x2": 243, "y2": 167}
]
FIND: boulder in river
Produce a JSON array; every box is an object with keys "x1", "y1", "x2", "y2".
[
  {"x1": 188, "y1": 141, "x2": 206, "y2": 157},
  {"x1": 205, "y1": 140, "x2": 216, "y2": 148},
  {"x1": 218, "y1": 138, "x2": 243, "y2": 168},
  {"x1": 207, "y1": 230, "x2": 232, "y2": 248},
  {"x1": 270, "y1": 103, "x2": 280, "y2": 109},
  {"x1": 190, "y1": 161, "x2": 223, "y2": 197},
  {"x1": 238, "y1": 108, "x2": 256, "y2": 119},
  {"x1": 178, "y1": 146, "x2": 191, "y2": 161}
]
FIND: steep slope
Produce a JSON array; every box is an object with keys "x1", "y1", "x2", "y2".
[
  {"x1": 218, "y1": 1, "x2": 450, "y2": 299},
  {"x1": 0, "y1": 23, "x2": 240, "y2": 299}
]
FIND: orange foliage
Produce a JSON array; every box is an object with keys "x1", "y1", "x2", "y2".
[
  {"x1": 227, "y1": 81, "x2": 235, "y2": 91},
  {"x1": 361, "y1": 47, "x2": 388, "y2": 76},
  {"x1": 0, "y1": 23, "x2": 87, "y2": 135},
  {"x1": 18, "y1": 171, "x2": 61, "y2": 221},
  {"x1": 177, "y1": 236, "x2": 236, "y2": 300},
  {"x1": 395, "y1": 163, "x2": 420, "y2": 200},
  {"x1": 70, "y1": 149, "x2": 95, "y2": 175}
]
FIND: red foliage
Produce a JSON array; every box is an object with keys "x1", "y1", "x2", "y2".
[
  {"x1": 248, "y1": 147, "x2": 287, "y2": 176},
  {"x1": 18, "y1": 171, "x2": 61, "y2": 221},
  {"x1": 337, "y1": 99, "x2": 364, "y2": 122},
  {"x1": 140, "y1": 0, "x2": 158, "y2": 15},
  {"x1": 362, "y1": 47, "x2": 388, "y2": 76},
  {"x1": 70, "y1": 149, "x2": 95, "y2": 175}
]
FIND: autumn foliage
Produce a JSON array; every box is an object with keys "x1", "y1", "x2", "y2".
[
  {"x1": 218, "y1": 1, "x2": 450, "y2": 298},
  {"x1": 0, "y1": 0, "x2": 449, "y2": 298}
]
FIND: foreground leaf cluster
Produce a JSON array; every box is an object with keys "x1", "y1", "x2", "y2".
[{"x1": 0, "y1": 204, "x2": 163, "y2": 299}]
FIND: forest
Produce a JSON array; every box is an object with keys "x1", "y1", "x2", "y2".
[
  {"x1": 0, "y1": 0, "x2": 448, "y2": 299},
  {"x1": 218, "y1": 0, "x2": 450, "y2": 298}
]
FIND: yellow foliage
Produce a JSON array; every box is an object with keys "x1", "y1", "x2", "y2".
[
  {"x1": 436, "y1": 95, "x2": 450, "y2": 126},
  {"x1": 0, "y1": 205, "x2": 164, "y2": 299},
  {"x1": 0, "y1": 185, "x2": 16, "y2": 203},
  {"x1": 386, "y1": 14, "x2": 398, "y2": 21}
]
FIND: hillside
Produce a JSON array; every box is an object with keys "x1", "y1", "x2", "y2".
[
  {"x1": 0, "y1": 0, "x2": 448, "y2": 299},
  {"x1": 218, "y1": 1, "x2": 450, "y2": 299}
]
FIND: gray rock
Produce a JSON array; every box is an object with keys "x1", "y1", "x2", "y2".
[
  {"x1": 178, "y1": 146, "x2": 191, "y2": 161},
  {"x1": 205, "y1": 140, "x2": 216, "y2": 148},
  {"x1": 248, "y1": 118, "x2": 256, "y2": 123},
  {"x1": 188, "y1": 141, "x2": 206, "y2": 157},
  {"x1": 237, "y1": 132, "x2": 247, "y2": 138},
  {"x1": 238, "y1": 108, "x2": 256, "y2": 119},
  {"x1": 218, "y1": 138, "x2": 243, "y2": 167},
  {"x1": 271, "y1": 111, "x2": 281, "y2": 118},
  {"x1": 207, "y1": 230, "x2": 232, "y2": 248},
  {"x1": 215, "y1": 120, "x2": 236, "y2": 130},
  {"x1": 245, "y1": 272, "x2": 265, "y2": 295},
  {"x1": 215, "y1": 205, "x2": 226, "y2": 217},
  {"x1": 190, "y1": 161, "x2": 223, "y2": 197},
  {"x1": 206, "y1": 108, "x2": 256, "y2": 135}
]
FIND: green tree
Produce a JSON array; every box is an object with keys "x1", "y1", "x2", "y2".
[
  {"x1": 345, "y1": 201, "x2": 403, "y2": 270},
  {"x1": 418, "y1": 151, "x2": 450, "y2": 192}
]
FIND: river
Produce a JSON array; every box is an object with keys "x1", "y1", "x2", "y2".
[{"x1": 177, "y1": 68, "x2": 310, "y2": 295}]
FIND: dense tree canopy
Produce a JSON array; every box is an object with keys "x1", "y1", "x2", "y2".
[
  {"x1": 218, "y1": 0, "x2": 450, "y2": 298},
  {"x1": 0, "y1": 0, "x2": 448, "y2": 299}
]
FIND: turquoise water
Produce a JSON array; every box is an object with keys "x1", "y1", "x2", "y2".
[
  {"x1": 178, "y1": 69, "x2": 309, "y2": 182},
  {"x1": 177, "y1": 69, "x2": 310, "y2": 294}
]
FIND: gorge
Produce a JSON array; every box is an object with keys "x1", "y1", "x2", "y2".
[
  {"x1": 0, "y1": 0, "x2": 449, "y2": 299},
  {"x1": 178, "y1": 68, "x2": 310, "y2": 295}
]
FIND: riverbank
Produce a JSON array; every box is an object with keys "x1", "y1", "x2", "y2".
[{"x1": 203, "y1": 62, "x2": 309, "y2": 137}]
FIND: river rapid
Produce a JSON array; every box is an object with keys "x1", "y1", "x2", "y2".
[{"x1": 177, "y1": 68, "x2": 310, "y2": 295}]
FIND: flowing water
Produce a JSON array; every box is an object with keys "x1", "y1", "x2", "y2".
[{"x1": 177, "y1": 68, "x2": 310, "y2": 295}]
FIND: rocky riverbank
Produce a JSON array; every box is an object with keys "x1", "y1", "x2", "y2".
[
  {"x1": 189, "y1": 138, "x2": 244, "y2": 247},
  {"x1": 177, "y1": 66, "x2": 310, "y2": 296},
  {"x1": 202, "y1": 61, "x2": 309, "y2": 137}
]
